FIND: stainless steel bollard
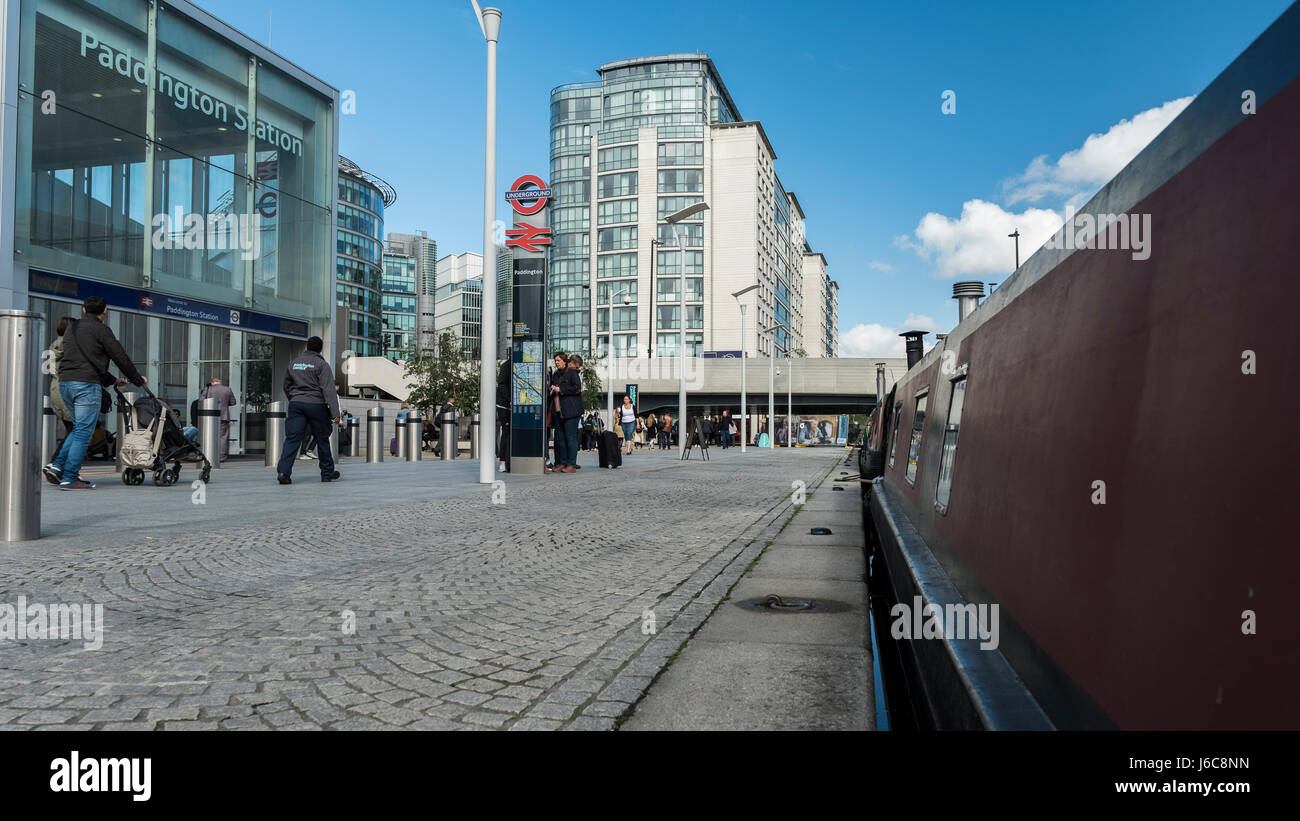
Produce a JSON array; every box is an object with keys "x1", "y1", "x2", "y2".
[
  {"x1": 440, "y1": 410, "x2": 458, "y2": 461},
  {"x1": 1, "y1": 310, "x2": 45, "y2": 542},
  {"x1": 264, "y1": 400, "x2": 285, "y2": 467},
  {"x1": 198, "y1": 396, "x2": 221, "y2": 468},
  {"x1": 405, "y1": 410, "x2": 423, "y2": 462},
  {"x1": 395, "y1": 414, "x2": 407, "y2": 460},
  {"x1": 366, "y1": 407, "x2": 384, "y2": 463},
  {"x1": 42, "y1": 395, "x2": 57, "y2": 466},
  {"x1": 347, "y1": 415, "x2": 360, "y2": 457},
  {"x1": 115, "y1": 388, "x2": 137, "y2": 473},
  {"x1": 470, "y1": 414, "x2": 480, "y2": 459}
]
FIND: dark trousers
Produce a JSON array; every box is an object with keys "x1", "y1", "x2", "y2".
[
  {"x1": 278, "y1": 401, "x2": 335, "y2": 477},
  {"x1": 560, "y1": 415, "x2": 579, "y2": 467},
  {"x1": 498, "y1": 419, "x2": 511, "y2": 470}
]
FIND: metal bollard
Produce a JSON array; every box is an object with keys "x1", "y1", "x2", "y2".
[
  {"x1": 347, "y1": 415, "x2": 360, "y2": 457},
  {"x1": 42, "y1": 395, "x2": 57, "y2": 466},
  {"x1": 395, "y1": 414, "x2": 407, "y2": 460},
  {"x1": 115, "y1": 388, "x2": 138, "y2": 473},
  {"x1": 366, "y1": 407, "x2": 384, "y2": 463},
  {"x1": 198, "y1": 396, "x2": 221, "y2": 468},
  {"x1": 470, "y1": 414, "x2": 481, "y2": 459},
  {"x1": 1, "y1": 310, "x2": 45, "y2": 542},
  {"x1": 264, "y1": 400, "x2": 285, "y2": 467},
  {"x1": 405, "y1": 410, "x2": 423, "y2": 462},
  {"x1": 440, "y1": 410, "x2": 458, "y2": 461}
]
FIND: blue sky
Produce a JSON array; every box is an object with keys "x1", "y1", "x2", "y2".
[{"x1": 202, "y1": 0, "x2": 1292, "y2": 355}]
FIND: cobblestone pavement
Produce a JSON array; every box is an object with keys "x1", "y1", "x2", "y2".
[{"x1": 0, "y1": 448, "x2": 845, "y2": 730}]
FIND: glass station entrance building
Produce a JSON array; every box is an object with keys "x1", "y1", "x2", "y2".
[{"x1": 0, "y1": 0, "x2": 338, "y2": 455}]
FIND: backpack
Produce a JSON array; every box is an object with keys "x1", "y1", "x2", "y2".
[{"x1": 119, "y1": 406, "x2": 165, "y2": 469}]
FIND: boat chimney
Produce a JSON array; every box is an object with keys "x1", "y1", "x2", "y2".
[
  {"x1": 899, "y1": 330, "x2": 928, "y2": 369},
  {"x1": 875, "y1": 362, "x2": 887, "y2": 410},
  {"x1": 953, "y1": 281, "x2": 986, "y2": 322}
]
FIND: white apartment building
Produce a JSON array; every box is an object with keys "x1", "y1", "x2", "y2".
[
  {"x1": 434, "y1": 251, "x2": 483, "y2": 358},
  {"x1": 547, "y1": 54, "x2": 837, "y2": 363},
  {"x1": 800, "y1": 250, "x2": 839, "y2": 357}
]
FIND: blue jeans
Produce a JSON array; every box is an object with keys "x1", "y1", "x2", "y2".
[
  {"x1": 277, "y1": 402, "x2": 336, "y2": 478},
  {"x1": 621, "y1": 421, "x2": 635, "y2": 442},
  {"x1": 51, "y1": 381, "x2": 103, "y2": 483},
  {"x1": 560, "y1": 415, "x2": 580, "y2": 467},
  {"x1": 720, "y1": 429, "x2": 731, "y2": 448}
]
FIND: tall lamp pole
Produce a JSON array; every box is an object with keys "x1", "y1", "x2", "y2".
[
  {"x1": 732, "y1": 284, "x2": 759, "y2": 453},
  {"x1": 665, "y1": 202, "x2": 709, "y2": 457},
  {"x1": 760, "y1": 323, "x2": 783, "y2": 447},
  {"x1": 1009, "y1": 228, "x2": 1021, "y2": 270},
  {"x1": 786, "y1": 354, "x2": 792, "y2": 448},
  {"x1": 472, "y1": 1, "x2": 501, "y2": 485},
  {"x1": 606, "y1": 288, "x2": 631, "y2": 426}
]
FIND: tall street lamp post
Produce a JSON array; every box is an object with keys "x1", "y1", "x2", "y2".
[
  {"x1": 472, "y1": 1, "x2": 501, "y2": 485},
  {"x1": 760, "y1": 323, "x2": 783, "y2": 447},
  {"x1": 664, "y1": 202, "x2": 709, "y2": 457},
  {"x1": 606, "y1": 287, "x2": 632, "y2": 426},
  {"x1": 731, "y1": 284, "x2": 759, "y2": 453}
]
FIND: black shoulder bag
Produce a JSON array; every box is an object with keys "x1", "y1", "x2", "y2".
[{"x1": 66, "y1": 321, "x2": 115, "y2": 414}]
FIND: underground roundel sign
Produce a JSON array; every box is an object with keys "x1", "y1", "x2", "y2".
[{"x1": 505, "y1": 175, "x2": 552, "y2": 216}]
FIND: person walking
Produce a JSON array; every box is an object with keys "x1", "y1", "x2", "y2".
[
  {"x1": 199, "y1": 376, "x2": 237, "y2": 461},
  {"x1": 275, "y1": 336, "x2": 341, "y2": 484},
  {"x1": 46, "y1": 316, "x2": 74, "y2": 437},
  {"x1": 719, "y1": 409, "x2": 732, "y2": 449},
  {"x1": 553, "y1": 353, "x2": 583, "y2": 473},
  {"x1": 658, "y1": 414, "x2": 672, "y2": 450},
  {"x1": 43, "y1": 296, "x2": 146, "y2": 490},
  {"x1": 618, "y1": 395, "x2": 637, "y2": 456}
]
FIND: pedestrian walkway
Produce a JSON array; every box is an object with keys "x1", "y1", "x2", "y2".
[
  {"x1": 0, "y1": 445, "x2": 857, "y2": 730},
  {"x1": 624, "y1": 451, "x2": 873, "y2": 730}
]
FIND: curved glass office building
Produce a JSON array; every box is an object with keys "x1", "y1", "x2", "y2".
[
  {"x1": 336, "y1": 156, "x2": 394, "y2": 357},
  {"x1": 2, "y1": 0, "x2": 338, "y2": 455}
]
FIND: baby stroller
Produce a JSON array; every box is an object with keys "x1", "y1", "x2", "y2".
[{"x1": 116, "y1": 385, "x2": 212, "y2": 486}]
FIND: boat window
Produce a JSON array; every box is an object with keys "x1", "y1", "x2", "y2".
[
  {"x1": 935, "y1": 378, "x2": 967, "y2": 512},
  {"x1": 905, "y1": 392, "x2": 928, "y2": 485},
  {"x1": 887, "y1": 401, "x2": 903, "y2": 469}
]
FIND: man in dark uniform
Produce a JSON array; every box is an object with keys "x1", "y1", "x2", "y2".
[{"x1": 275, "y1": 336, "x2": 341, "y2": 484}]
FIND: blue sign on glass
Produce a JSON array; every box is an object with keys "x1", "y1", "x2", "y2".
[{"x1": 29, "y1": 269, "x2": 309, "y2": 339}]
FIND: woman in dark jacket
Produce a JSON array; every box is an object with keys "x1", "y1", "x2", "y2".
[
  {"x1": 547, "y1": 353, "x2": 567, "y2": 471},
  {"x1": 554, "y1": 354, "x2": 583, "y2": 472},
  {"x1": 496, "y1": 359, "x2": 511, "y2": 472}
]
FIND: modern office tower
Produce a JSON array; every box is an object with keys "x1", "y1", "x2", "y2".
[
  {"x1": 434, "y1": 252, "x2": 484, "y2": 358},
  {"x1": 6, "y1": 0, "x2": 340, "y2": 455},
  {"x1": 496, "y1": 244, "x2": 513, "y2": 355},
  {"x1": 381, "y1": 250, "x2": 417, "y2": 361},
  {"x1": 337, "y1": 157, "x2": 396, "y2": 356},
  {"x1": 386, "y1": 231, "x2": 438, "y2": 356},
  {"x1": 546, "y1": 53, "x2": 836, "y2": 362},
  {"x1": 800, "y1": 249, "x2": 838, "y2": 358}
]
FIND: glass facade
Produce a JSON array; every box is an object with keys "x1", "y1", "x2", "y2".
[
  {"x1": 381, "y1": 252, "x2": 416, "y2": 361},
  {"x1": 335, "y1": 162, "x2": 393, "y2": 357},
  {"x1": 12, "y1": 0, "x2": 335, "y2": 455},
  {"x1": 16, "y1": 0, "x2": 335, "y2": 323}
]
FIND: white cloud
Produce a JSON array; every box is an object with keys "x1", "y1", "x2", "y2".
[
  {"x1": 1003, "y1": 97, "x2": 1193, "y2": 205},
  {"x1": 867, "y1": 261, "x2": 893, "y2": 272},
  {"x1": 896, "y1": 199, "x2": 1063, "y2": 279},
  {"x1": 839, "y1": 313, "x2": 941, "y2": 358}
]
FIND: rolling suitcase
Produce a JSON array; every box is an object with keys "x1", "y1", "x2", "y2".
[{"x1": 600, "y1": 430, "x2": 622, "y2": 469}]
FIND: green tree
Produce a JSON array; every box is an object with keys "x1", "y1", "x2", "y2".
[
  {"x1": 403, "y1": 332, "x2": 480, "y2": 416},
  {"x1": 580, "y1": 356, "x2": 603, "y2": 411}
]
